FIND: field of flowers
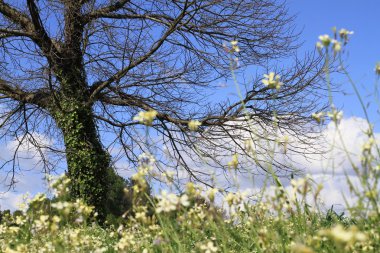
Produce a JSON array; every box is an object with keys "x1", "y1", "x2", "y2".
[{"x1": 1, "y1": 29, "x2": 380, "y2": 253}]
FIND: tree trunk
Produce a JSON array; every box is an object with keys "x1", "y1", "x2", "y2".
[{"x1": 49, "y1": 69, "x2": 111, "y2": 221}]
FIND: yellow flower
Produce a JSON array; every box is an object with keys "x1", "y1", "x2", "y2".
[
  {"x1": 133, "y1": 110, "x2": 158, "y2": 126},
  {"x1": 188, "y1": 120, "x2": 202, "y2": 131},
  {"x1": 262, "y1": 72, "x2": 283, "y2": 90}
]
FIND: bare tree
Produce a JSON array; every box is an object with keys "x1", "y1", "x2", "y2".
[{"x1": 0, "y1": 0, "x2": 327, "y2": 218}]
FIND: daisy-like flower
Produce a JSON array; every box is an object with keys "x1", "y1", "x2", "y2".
[
  {"x1": 133, "y1": 110, "x2": 157, "y2": 126},
  {"x1": 188, "y1": 120, "x2": 202, "y2": 131},
  {"x1": 262, "y1": 72, "x2": 283, "y2": 90}
]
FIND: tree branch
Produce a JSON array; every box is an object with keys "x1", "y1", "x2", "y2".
[
  {"x1": 82, "y1": 0, "x2": 131, "y2": 23},
  {"x1": 88, "y1": 1, "x2": 191, "y2": 102},
  {"x1": 0, "y1": 79, "x2": 50, "y2": 107},
  {"x1": 0, "y1": 1, "x2": 31, "y2": 28},
  {"x1": 26, "y1": 0, "x2": 59, "y2": 61}
]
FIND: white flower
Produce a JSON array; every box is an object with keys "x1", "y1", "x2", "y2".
[
  {"x1": 188, "y1": 120, "x2": 202, "y2": 131},
  {"x1": 327, "y1": 107, "x2": 343, "y2": 123},
  {"x1": 179, "y1": 194, "x2": 190, "y2": 207},
  {"x1": 156, "y1": 191, "x2": 190, "y2": 213},
  {"x1": 319, "y1": 225, "x2": 366, "y2": 244},
  {"x1": 316, "y1": 41, "x2": 323, "y2": 51},
  {"x1": 230, "y1": 40, "x2": 240, "y2": 52},
  {"x1": 339, "y1": 28, "x2": 354, "y2": 42},
  {"x1": 262, "y1": 72, "x2": 283, "y2": 90},
  {"x1": 133, "y1": 110, "x2": 157, "y2": 125},
  {"x1": 311, "y1": 111, "x2": 325, "y2": 124},
  {"x1": 230, "y1": 40, "x2": 238, "y2": 46},
  {"x1": 200, "y1": 241, "x2": 218, "y2": 253},
  {"x1": 318, "y1": 34, "x2": 331, "y2": 47},
  {"x1": 332, "y1": 39, "x2": 342, "y2": 53}
]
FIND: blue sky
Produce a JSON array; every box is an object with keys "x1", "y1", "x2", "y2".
[
  {"x1": 1, "y1": 1, "x2": 380, "y2": 210},
  {"x1": 289, "y1": 0, "x2": 380, "y2": 123}
]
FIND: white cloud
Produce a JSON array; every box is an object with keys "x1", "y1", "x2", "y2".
[
  {"x1": 0, "y1": 134, "x2": 54, "y2": 211},
  {"x1": 232, "y1": 117, "x2": 377, "y2": 211}
]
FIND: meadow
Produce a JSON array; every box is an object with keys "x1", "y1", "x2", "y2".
[{"x1": 1, "y1": 29, "x2": 379, "y2": 253}]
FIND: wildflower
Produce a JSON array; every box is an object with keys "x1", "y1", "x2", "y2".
[
  {"x1": 207, "y1": 188, "x2": 219, "y2": 202},
  {"x1": 327, "y1": 107, "x2": 343, "y2": 123},
  {"x1": 319, "y1": 225, "x2": 366, "y2": 245},
  {"x1": 179, "y1": 194, "x2": 190, "y2": 207},
  {"x1": 230, "y1": 40, "x2": 240, "y2": 52},
  {"x1": 188, "y1": 120, "x2": 202, "y2": 131},
  {"x1": 230, "y1": 40, "x2": 238, "y2": 46},
  {"x1": 290, "y1": 242, "x2": 315, "y2": 253},
  {"x1": 318, "y1": 34, "x2": 331, "y2": 47},
  {"x1": 156, "y1": 191, "x2": 190, "y2": 213},
  {"x1": 332, "y1": 39, "x2": 342, "y2": 53},
  {"x1": 186, "y1": 182, "x2": 202, "y2": 197},
  {"x1": 262, "y1": 72, "x2": 283, "y2": 90},
  {"x1": 362, "y1": 137, "x2": 375, "y2": 153},
  {"x1": 224, "y1": 191, "x2": 246, "y2": 207},
  {"x1": 290, "y1": 177, "x2": 311, "y2": 198},
  {"x1": 311, "y1": 112, "x2": 325, "y2": 124},
  {"x1": 228, "y1": 154, "x2": 239, "y2": 169},
  {"x1": 339, "y1": 28, "x2": 354, "y2": 43},
  {"x1": 200, "y1": 241, "x2": 218, "y2": 253},
  {"x1": 115, "y1": 233, "x2": 136, "y2": 251},
  {"x1": 225, "y1": 192, "x2": 235, "y2": 206},
  {"x1": 375, "y1": 62, "x2": 380, "y2": 76},
  {"x1": 133, "y1": 110, "x2": 157, "y2": 126},
  {"x1": 316, "y1": 41, "x2": 323, "y2": 51}
]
